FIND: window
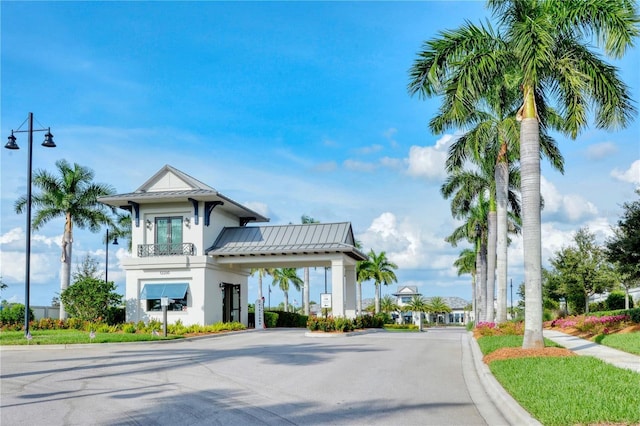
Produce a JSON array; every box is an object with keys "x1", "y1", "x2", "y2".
[
  {"x1": 155, "y1": 217, "x2": 183, "y2": 255},
  {"x1": 140, "y1": 283, "x2": 189, "y2": 312}
]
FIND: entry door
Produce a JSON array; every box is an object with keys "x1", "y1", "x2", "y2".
[{"x1": 222, "y1": 284, "x2": 241, "y2": 323}]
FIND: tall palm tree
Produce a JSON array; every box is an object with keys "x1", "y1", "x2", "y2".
[
  {"x1": 301, "y1": 215, "x2": 319, "y2": 315},
  {"x1": 432, "y1": 63, "x2": 564, "y2": 324},
  {"x1": 454, "y1": 248, "x2": 476, "y2": 321},
  {"x1": 403, "y1": 295, "x2": 428, "y2": 331},
  {"x1": 446, "y1": 195, "x2": 489, "y2": 322},
  {"x1": 354, "y1": 239, "x2": 365, "y2": 316},
  {"x1": 271, "y1": 268, "x2": 303, "y2": 312},
  {"x1": 15, "y1": 160, "x2": 115, "y2": 319},
  {"x1": 251, "y1": 268, "x2": 274, "y2": 303},
  {"x1": 358, "y1": 249, "x2": 398, "y2": 314},
  {"x1": 409, "y1": 0, "x2": 637, "y2": 348}
]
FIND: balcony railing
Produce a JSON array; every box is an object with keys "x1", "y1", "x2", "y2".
[{"x1": 137, "y1": 243, "x2": 196, "y2": 257}]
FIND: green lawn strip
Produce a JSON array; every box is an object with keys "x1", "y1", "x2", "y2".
[
  {"x1": 476, "y1": 335, "x2": 561, "y2": 355},
  {"x1": 489, "y1": 356, "x2": 640, "y2": 426},
  {"x1": 0, "y1": 329, "x2": 182, "y2": 345},
  {"x1": 595, "y1": 332, "x2": 640, "y2": 355}
]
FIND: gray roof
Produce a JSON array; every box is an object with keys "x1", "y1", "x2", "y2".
[
  {"x1": 207, "y1": 222, "x2": 367, "y2": 261},
  {"x1": 98, "y1": 165, "x2": 269, "y2": 223}
]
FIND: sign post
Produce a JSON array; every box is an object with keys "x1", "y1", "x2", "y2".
[
  {"x1": 320, "y1": 293, "x2": 331, "y2": 319},
  {"x1": 255, "y1": 297, "x2": 265, "y2": 329},
  {"x1": 161, "y1": 297, "x2": 171, "y2": 337}
]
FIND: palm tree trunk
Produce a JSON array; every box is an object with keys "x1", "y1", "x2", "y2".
[
  {"x1": 476, "y1": 246, "x2": 485, "y2": 323},
  {"x1": 59, "y1": 216, "x2": 73, "y2": 320},
  {"x1": 304, "y1": 267, "x2": 310, "y2": 315},
  {"x1": 375, "y1": 284, "x2": 381, "y2": 314},
  {"x1": 284, "y1": 290, "x2": 289, "y2": 312},
  {"x1": 486, "y1": 211, "x2": 497, "y2": 323},
  {"x1": 495, "y1": 160, "x2": 509, "y2": 323},
  {"x1": 356, "y1": 281, "x2": 362, "y2": 316},
  {"x1": 257, "y1": 274, "x2": 263, "y2": 301},
  {"x1": 521, "y1": 114, "x2": 544, "y2": 349}
]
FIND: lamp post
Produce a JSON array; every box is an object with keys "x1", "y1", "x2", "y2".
[
  {"x1": 105, "y1": 229, "x2": 119, "y2": 283},
  {"x1": 5, "y1": 112, "x2": 56, "y2": 337}
]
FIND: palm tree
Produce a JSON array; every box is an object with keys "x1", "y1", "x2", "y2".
[
  {"x1": 301, "y1": 215, "x2": 319, "y2": 315},
  {"x1": 15, "y1": 160, "x2": 115, "y2": 319},
  {"x1": 426, "y1": 296, "x2": 452, "y2": 324},
  {"x1": 251, "y1": 268, "x2": 274, "y2": 303},
  {"x1": 380, "y1": 294, "x2": 399, "y2": 315},
  {"x1": 358, "y1": 249, "x2": 398, "y2": 314},
  {"x1": 433, "y1": 66, "x2": 564, "y2": 324},
  {"x1": 271, "y1": 268, "x2": 303, "y2": 312},
  {"x1": 403, "y1": 294, "x2": 429, "y2": 331},
  {"x1": 446, "y1": 194, "x2": 490, "y2": 322},
  {"x1": 409, "y1": 1, "x2": 637, "y2": 348},
  {"x1": 354, "y1": 239, "x2": 365, "y2": 316},
  {"x1": 454, "y1": 248, "x2": 476, "y2": 321}
]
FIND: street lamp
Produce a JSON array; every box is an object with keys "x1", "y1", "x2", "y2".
[
  {"x1": 105, "y1": 229, "x2": 119, "y2": 283},
  {"x1": 5, "y1": 112, "x2": 56, "y2": 337}
]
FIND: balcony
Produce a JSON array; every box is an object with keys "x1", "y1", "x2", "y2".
[{"x1": 137, "y1": 243, "x2": 196, "y2": 257}]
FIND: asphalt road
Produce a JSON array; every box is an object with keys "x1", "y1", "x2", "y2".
[{"x1": 1, "y1": 328, "x2": 510, "y2": 425}]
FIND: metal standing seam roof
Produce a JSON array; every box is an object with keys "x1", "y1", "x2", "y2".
[{"x1": 206, "y1": 222, "x2": 367, "y2": 261}]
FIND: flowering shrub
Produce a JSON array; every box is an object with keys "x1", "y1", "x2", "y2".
[
  {"x1": 548, "y1": 314, "x2": 630, "y2": 334},
  {"x1": 474, "y1": 321, "x2": 524, "y2": 336}
]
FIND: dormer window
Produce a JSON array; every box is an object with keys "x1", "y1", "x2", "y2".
[{"x1": 156, "y1": 216, "x2": 183, "y2": 255}]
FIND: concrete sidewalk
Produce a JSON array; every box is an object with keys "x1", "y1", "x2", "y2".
[{"x1": 543, "y1": 329, "x2": 640, "y2": 373}]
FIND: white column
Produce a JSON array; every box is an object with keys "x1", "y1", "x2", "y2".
[
  {"x1": 331, "y1": 258, "x2": 345, "y2": 317},
  {"x1": 344, "y1": 263, "x2": 357, "y2": 319}
]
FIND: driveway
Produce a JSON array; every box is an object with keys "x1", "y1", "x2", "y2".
[{"x1": 1, "y1": 327, "x2": 509, "y2": 425}]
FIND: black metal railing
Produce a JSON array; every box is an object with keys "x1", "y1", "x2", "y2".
[{"x1": 137, "y1": 243, "x2": 196, "y2": 257}]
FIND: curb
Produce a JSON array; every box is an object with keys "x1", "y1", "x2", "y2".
[{"x1": 467, "y1": 332, "x2": 542, "y2": 426}]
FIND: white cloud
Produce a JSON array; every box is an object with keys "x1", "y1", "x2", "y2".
[
  {"x1": 611, "y1": 159, "x2": 640, "y2": 186},
  {"x1": 0, "y1": 227, "x2": 23, "y2": 245},
  {"x1": 405, "y1": 134, "x2": 453, "y2": 180},
  {"x1": 541, "y1": 176, "x2": 598, "y2": 222},
  {"x1": 313, "y1": 161, "x2": 338, "y2": 172},
  {"x1": 379, "y1": 156, "x2": 403, "y2": 170},
  {"x1": 384, "y1": 128, "x2": 398, "y2": 148},
  {"x1": 585, "y1": 142, "x2": 617, "y2": 160},
  {"x1": 355, "y1": 144, "x2": 383, "y2": 155},
  {"x1": 357, "y1": 212, "x2": 451, "y2": 270},
  {"x1": 343, "y1": 159, "x2": 376, "y2": 172}
]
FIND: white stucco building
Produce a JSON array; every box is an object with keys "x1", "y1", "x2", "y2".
[{"x1": 98, "y1": 165, "x2": 366, "y2": 327}]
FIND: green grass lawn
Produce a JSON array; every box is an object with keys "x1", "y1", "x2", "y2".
[
  {"x1": 595, "y1": 332, "x2": 640, "y2": 355},
  {"x1": 0, "y1": 329, "x2": 183, "y2": 345},
  {"x1": 476, "y1": 334, "x2": 562, "y2": 355},
  {"x1": 479, "y1": 334, "x2": 640, "y2": 426},
  {"x1": 489, "y1": 356, "x2": 640, "y2": 426}
]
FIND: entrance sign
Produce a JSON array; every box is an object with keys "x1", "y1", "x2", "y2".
[
  {"x1": 320, "y1": 293, "x2": 332, "y2": 309},
  {"x1": 255, "y1": 298, "x2": 265, "y2": 329}
]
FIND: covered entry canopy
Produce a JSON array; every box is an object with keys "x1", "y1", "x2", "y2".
[
  {"x1": 206, "y1": 222, "x2": 366, "y2": 267},
  {"x1": 206, "y1": 222, "x2": 366, "y2": 318}
]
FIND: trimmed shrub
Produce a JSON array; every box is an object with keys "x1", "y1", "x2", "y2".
[
  {"x1": 0, "y1": 304, "x2": 33, "y2": 325},
  {"x1": 105, "y1": 307, "x2": 126, "y2": 325},
  {"x1": 264, "y1": 312, "x2": 278, "y2": 328},
  {"x1": 268, "y1": 310, "x2": 307, "y2": 327}
]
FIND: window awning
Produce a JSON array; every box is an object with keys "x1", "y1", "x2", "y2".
[{"x1": 140, "y1": 283, "x2": 189, "y2": 299}]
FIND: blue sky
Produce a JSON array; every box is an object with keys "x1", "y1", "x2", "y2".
[{"x1": 1, "y1": 1, "x2": 639, "y2": 309}]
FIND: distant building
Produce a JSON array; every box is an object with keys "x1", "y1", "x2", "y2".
[{"x1": 392, "y1": 285, "x2": 470, "y2": 325}]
